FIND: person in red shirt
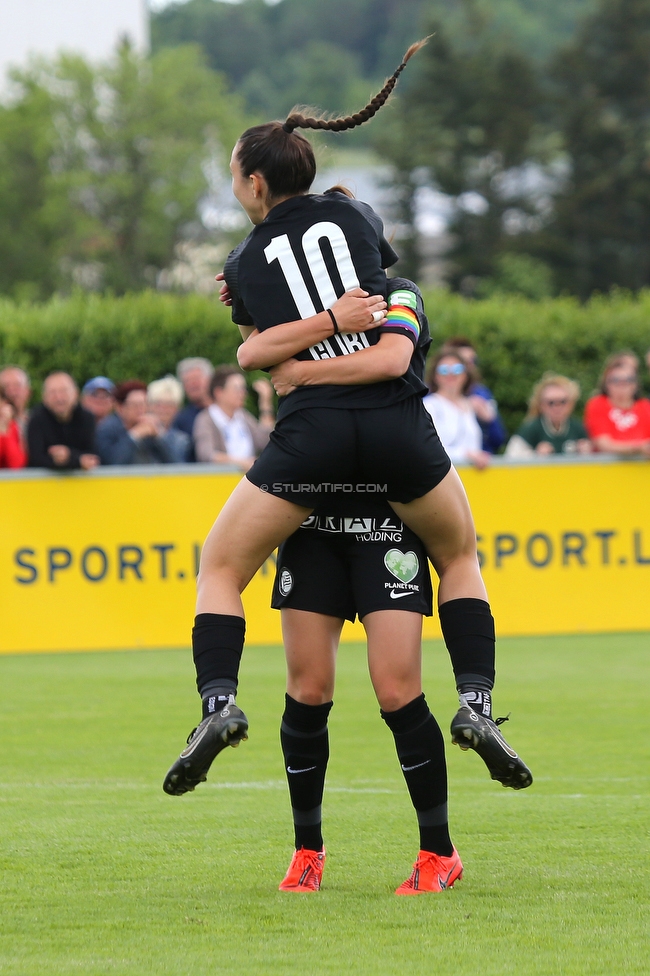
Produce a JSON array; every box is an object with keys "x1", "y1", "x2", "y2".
[
  {"x1": 0, "y1": 388, "x2": 26, "y2": 468},
  {"x1": 584, "y1": 353, "x2": 650, "y2": 457}
]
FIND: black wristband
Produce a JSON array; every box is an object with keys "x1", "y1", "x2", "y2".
[{"x1": 326, "y1": 308, "x2": 340, "y2": 334}]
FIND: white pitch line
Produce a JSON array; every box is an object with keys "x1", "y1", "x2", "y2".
[{"x1": 208, "y1": 781, "x2": 399, "y2": 794}]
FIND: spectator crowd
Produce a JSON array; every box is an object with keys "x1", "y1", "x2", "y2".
[
  {"x1": 1, "y1": 343, "x2": 650, "y2": 472},
  {"x1": 420, "y1": 341, "x2": 650, "y2": 469},
  {"x1": 0, "y1": 359, "x2": 274, "y2": 471}
]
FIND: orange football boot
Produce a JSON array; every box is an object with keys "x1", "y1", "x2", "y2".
[
  {"x1": 395, "y1": 848, "x2": 463, "y2": 895},
  {"x1": 278, "y1": 847, "x2": 326, "y2": 892}
]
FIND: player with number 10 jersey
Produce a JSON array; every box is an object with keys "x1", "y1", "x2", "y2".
[
  {"x1": 225, "y1": 190, "x2": 427, "y2": 416},
  {"x1": 163, "y1": 39, "x2": 531, "y2": 813}
]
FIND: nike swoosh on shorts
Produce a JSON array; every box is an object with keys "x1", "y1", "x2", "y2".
[{"x1": 390, "y1": 591, "x2": 413, "y2": 600}]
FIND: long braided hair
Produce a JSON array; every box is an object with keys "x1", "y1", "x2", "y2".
[
  {"x1": 235, "y1": 38, "x2": 428, "y2": 200},
  {"x1": 283, "y1": 38, "x2": 428, "y2": 134}
]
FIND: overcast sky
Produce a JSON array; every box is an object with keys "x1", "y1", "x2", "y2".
[
  {"x1": 0, "y1": 0, "x2": 148, "y2": 78},
  {"x1": 0, "y1": 0, "x2": 286, "y2": 81},
  {"x1": 149, "y1": 0, "x2": 282, "y2": 8}
]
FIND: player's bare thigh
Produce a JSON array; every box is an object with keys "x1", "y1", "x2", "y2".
[
  {"x1": 197, "y1": 477, "x2": 312, "y2": 614},
  {"x1": 389, "y1": 466, "x2": 488, "y2": 602},
  {"x1": 282, "y1": 609, "x2": 343, "y2": 705}
]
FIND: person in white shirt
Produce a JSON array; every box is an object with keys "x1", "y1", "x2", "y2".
[
  {"x1": 193, "y1": 365, "x2": 274, "y2": 470},
  {"x1": 423, "y1": 349, "x2": 491, "y2": 470}
]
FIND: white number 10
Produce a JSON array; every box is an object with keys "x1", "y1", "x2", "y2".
[{"x1": 264, "y1": 221, "x2": 360, "y2": 318}]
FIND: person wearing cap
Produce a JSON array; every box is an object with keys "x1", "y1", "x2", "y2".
[{"x1": 81, "y1": 377, "x2": 116, "y2": 422}]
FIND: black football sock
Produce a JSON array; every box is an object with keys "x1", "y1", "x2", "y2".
[
  {"x1": 439, "y1": 598, "x2": 495, "y2": 718},
  {"x1": 280, "y1": 695, "x2": 332, "y2": 852},
  {"x1": 192, "y1": 614, "x2": 245, "y2": 708},
  {"x1": 381, "y1": 694, "x2": 453, "y2": 857}
]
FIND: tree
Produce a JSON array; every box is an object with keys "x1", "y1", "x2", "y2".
[
  {"x1": 0, "y1": 79, "x2": 69, "y2": 299},
  {"x1": 374, "y1": 16, "x2": 541, "y2": 286},
  {"x1": 239, "y1": 40, "x2": 368, "y2": 119},
  {"x1": 0, "y1": 42, "x2": 247, "y2": 296},
  {"x1": 152, "y1": 0, "x2": 426, "y2": 118},
  {"x1": 151, "y1": 0, "x2": 596, "y2": 120},
  {"x1": 539, "y1": 0, "x2": 650, "y2": 297}
]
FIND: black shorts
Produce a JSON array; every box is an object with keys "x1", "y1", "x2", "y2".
[
  {"x1": 271, "y1": 509, "x2": 433, "y2": 622},
  {"x1": 246, "y1": 395, "x2": 451, "y2": 506}
]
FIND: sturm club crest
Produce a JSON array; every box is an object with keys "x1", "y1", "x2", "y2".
[{"x1": 279, "y1": 568, "x2": 293, "y2": 596}]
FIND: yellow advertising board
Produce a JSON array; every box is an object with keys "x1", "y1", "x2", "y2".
[{"x1": 1, "y1": 458, "x2": 649, "y2": 654}]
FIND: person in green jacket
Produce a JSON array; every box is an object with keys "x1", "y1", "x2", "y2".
[{"x1": 505, "y1": 372, "x2": 591, "y2": 457}]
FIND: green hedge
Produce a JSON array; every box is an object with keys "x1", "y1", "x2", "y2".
[
  {"x1": 2, "y1": 288, "x2": 649, "y2": 435},
  {"x1": 424, "y1": 289, "x2": 650, "y2": 433},
  {"x1": 0, "y1": 291, "x2": 240, "y2": 396}
]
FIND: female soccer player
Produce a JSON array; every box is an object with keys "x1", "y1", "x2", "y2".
[
  {"x1": 273, "y1": 495, "x2": 463, "y2": 895},
  {"x1": 268, "y1": 279, "x2": 528, "y2": 893},
  {"x1": 163, "y1": 41, "x2": 529, "y2": 799}
]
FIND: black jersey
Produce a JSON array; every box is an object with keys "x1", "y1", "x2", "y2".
[
  {"x1": 245, "y1": 278, "x2": 448, "y2": 503},
  {"x1": 224, "y1": 191, "x2": 428, "y2": 419},
  {"x1": 276, "y1": 280, "x2": 438, "y2": 512}
]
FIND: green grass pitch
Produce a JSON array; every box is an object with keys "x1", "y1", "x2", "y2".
[{"x1": 0, "y1": 633, "x2": 648, "y2": 976}]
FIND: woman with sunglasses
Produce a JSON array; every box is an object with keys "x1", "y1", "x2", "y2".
[
  {"x1": 442, "y1": 336, "x2": 507, "y2": 454},
  {"x1": 584, "y1": 353, "x2": 650, "y2": 457},
  {"x1": 423, "y1": 350, "x2": 491, "y2": 470},
  {"x1": 506, "y1": 373, "x2": 590, "y2": 458},
  {"x1": 163, "y1": 43, "x2": 530, "y2": 802}
]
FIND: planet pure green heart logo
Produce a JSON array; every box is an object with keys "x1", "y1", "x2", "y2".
[{"x1": 384, "y1": 549, "x2": 419, "y2": 584}]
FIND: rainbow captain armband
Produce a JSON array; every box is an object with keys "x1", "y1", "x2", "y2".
[{"x1": 385, "y1": 288, "x2": 420, "y2": 342}]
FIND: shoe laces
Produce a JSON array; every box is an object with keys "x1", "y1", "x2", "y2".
[
  {"x1": 407, "y1": 849, "x2": 437, "y2": 876},
  {"x1": 400, "y1": 850, "x2": 444, "y2": 890},
  {"x1": 494, "y1": 713, "x2": 511, "y2": 727},
  {"x1": 293, "y1": 847, "x2": 324, "y2": 869},
  {"x1": 292, "y1": 847, "x2": 323, "y2": 874},
  {"x1": 288, "y1": 847, "x2": 324, "y2": 888}
]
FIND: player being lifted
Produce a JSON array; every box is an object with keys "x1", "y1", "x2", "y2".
[{"x1": 163, "y1": 40, "x2": 532, "y2": 811}]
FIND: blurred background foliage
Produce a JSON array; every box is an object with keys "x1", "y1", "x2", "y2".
[
  {"x1": 2, "y1": 0, "x2": 650, "y2": 307},
  {"x1": 151, "y1": 0, "x2": 598, "y2": 113},
  {"x1": 0, "y1": 41, "x2": 248, "y2": 300}
]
